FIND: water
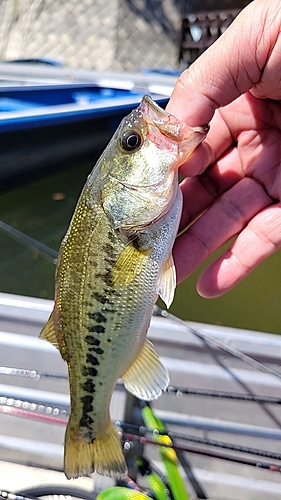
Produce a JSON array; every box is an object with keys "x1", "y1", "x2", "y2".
[{"x1": 0, "y1": 162, "x2": 281, "y2": 335}]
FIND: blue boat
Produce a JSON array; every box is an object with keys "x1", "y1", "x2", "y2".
[
  {"x1": 0, "y1": 84, "x2": 168, "y2": 132},
  {"x1": 0, "y1": 63, "x2": 173, "y2": 188}
]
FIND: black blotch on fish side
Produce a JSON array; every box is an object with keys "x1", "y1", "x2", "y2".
[
  {"x1": 82, "y1": 379, "x2": 96, "y2": 393},
  {"x1": 81, "y1": 394, "x2": 93, "y2": 413},
  {"x1": 102, "y1": 243, "x2": 115, "y2": 256},
  {"x1": 92, "y1": 291, "x2": 114, "y2": 306},
  {"x1": 88, "y1": 324, "x2": 106, "y2": 334},
  {"x1": 89, "y1": 347, "x2": 104, "y2": 355},
  {"x1": 107, "y1": 231, "x2": 116, "y2": 243},
  {"x1": 81, "y1": 364, "x2": 98, "y2": 378},
  {"x1": 101, "y1": 307, "x2": 115, "y2": 314},
  {"x1": 95, "y1": 270, "x2": 113, "y2": 287},
  {"x1": 85, "y1": 335, "x2": 101, "y2": 346},
  {"x1": 88, "y1": 366, "x2": 98, "y2": 377},
  {"x1": 103, "y1": 271, "x2": 113, "y2": 287},
  {"x1": 80, "y1": 393, "x2": 95, "y2": 429},
  {"x1": 80, "y1": 414, "x2": 94, "y2": 430},
  {"x1": 88, "y1": 312, "x2": 107, "y2": 323},
  {"x1": 86, "y1": 353, "x2": 100, "y2": 366},
  {"x1": 104, "y1": 256, "x2": 115, "y2": 266}
]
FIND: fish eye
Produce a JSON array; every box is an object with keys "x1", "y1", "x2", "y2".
[{"x1": 120, "y1": 130, "x2": 142, "y2": 152}]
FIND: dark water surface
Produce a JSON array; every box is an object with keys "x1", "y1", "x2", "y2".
[{"x1": 0, "y1": 162, "x2": 281, "y2": 334}]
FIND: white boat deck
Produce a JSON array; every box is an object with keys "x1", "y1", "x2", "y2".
[{"x1": 0, "y1": 292, "x2": 281, "y2": 499}]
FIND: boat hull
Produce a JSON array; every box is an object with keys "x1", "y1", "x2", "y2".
[{"x1": 0, "y1": 83, "x2": 168, "y2": 188}]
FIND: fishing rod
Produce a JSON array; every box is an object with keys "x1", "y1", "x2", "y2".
[
  {"x1": 0, "y1": 220, "x2": 58, "y2": 263},
  {"x1": 1, "y1": 399, "x2": 280, "y2": 500},
  {"x1": 1, "y1": 400, "x2": 281, "y2": 463},
  {"x1": 154, "y1": 306, "x2": 281, "y2": 383},
  {"x1": 122, "y1": 432, "x2": 281, "y2": 474},
  {"x1": 175, "y1": 453, "x2": 207, "y2": 500},
  {"x1": 0, "y1": 365, "x2": 68, "y2": 380},
  {"x1": 1, "y1": 364, "x2": 281, "y2": 405},
  {"x1": 121, "y1": 421, "x2": 281, "y2": 462},
  {"x1": 166, "y1": 385, "x2": 281, "y2": 405},
  {"x1": 0, "y1": 404, "x2": 66, "y2": 425},
  {"x1": 0, "y1": 395, "x2": 69, "y2": 417}
]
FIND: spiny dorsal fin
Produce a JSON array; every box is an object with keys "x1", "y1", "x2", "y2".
[
  {"x1": 121, "y1": 339, "x2": 169, "y2": 401},
  {"x1": 39, "y1": 310, "x2": 60, "y2": 349},
  {"x1": 156, "y1": 254, "x2": 176, "y2": 309},
  {"x1": 112, "y1": 242, "x2": 149, "y2": 288}
]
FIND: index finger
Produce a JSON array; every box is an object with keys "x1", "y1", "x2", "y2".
[{"x1": 167, "y1": 0, "x2": 272, "y2": 125}]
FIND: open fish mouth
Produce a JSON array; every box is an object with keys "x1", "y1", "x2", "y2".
[
  {"x1": 139, "y1": 95, "x2": 209, "y2": 142},
  {"x1": 139, "y1": 95, "x2": 209, "y2": 166}
]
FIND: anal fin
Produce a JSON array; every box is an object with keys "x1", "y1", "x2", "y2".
[{"x1": 121, "y1": 340, "x2": 169, "y2": 401}]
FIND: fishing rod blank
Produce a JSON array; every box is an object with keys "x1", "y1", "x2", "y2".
[
  {"x1": 122, "y1": 432, "x2": 281, "y2": 473},
  {"x1": 154, "y1": 306, "x2": 281, "y2": 383},
  {"x1": 120, "y1": 421, "x2": 281, "y2": 461},
  {"x1": 0, "y1": 220, "x2": 58, "y2": 263},
  {"x1": 2, "y1": 364, "x2": 281, "y2": 406}
]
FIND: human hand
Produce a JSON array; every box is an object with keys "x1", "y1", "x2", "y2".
[{"x1": 167, "y1": 0, "x2": 281, "y2": 298}]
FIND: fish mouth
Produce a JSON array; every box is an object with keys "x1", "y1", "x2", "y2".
[{"x1": 139, "y1": 95, "x2": 209, "y2": 166}]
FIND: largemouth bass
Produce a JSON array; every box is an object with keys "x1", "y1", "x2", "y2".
[{"x1": 40, "y1": 95, "x2": 208, "y2": 479}]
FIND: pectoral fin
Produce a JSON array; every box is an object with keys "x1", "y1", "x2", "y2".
[
  {"x1": 156, "y1": 254, "x2": 176, "y2": 309},
  {"x1": 121, "y1": 339, "x2": 169, "y2": 400},
  {"x1": 112, "y1": 242, "x2": 149, "y2": 288}
]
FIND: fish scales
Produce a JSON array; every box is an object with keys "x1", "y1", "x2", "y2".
[
  {"x1": 40, "y1": 95, "x2": 208, "y2": 479},
  {"x1": 61, "y1": 194, "x2": 175, "y2": 475}
]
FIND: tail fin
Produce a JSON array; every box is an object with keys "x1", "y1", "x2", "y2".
[{"x1": 64, "y1": 419, "x2": 127, "y2": 479}]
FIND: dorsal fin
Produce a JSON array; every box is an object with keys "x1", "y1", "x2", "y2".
[
  {"x1": 39, "y1": 310, "x2": 60, "y2": 349},
  {"x1": 40, "y1": 309, "x2": 69, "y2": 362}
]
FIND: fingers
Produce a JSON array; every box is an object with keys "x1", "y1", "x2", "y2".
[
  {"x1": 178, "y1": 91, "x2": 262, "y2": 179},
  {"x1": 179, "y1": 107, "x2": 233, "y2": 177},
  {"x1": 197, "y1": 203, "x2": 281, "y2": 297},
  {"x1": 178, "y1": 142, "x2": 212, "y2": 177},
  {"x1": 179, "y1": 146, "x2": 244, "y2": 231},
  {"x1": 173, "y1": 177, "x2": 273, "y2": 284},
  {"x1": 167, "y1": 0, "x2": 276, "y2": 126}
]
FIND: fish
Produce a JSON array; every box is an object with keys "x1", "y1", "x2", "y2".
[{"x1": 40, "y1": 95, "x2": 208, "y2": 480}]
